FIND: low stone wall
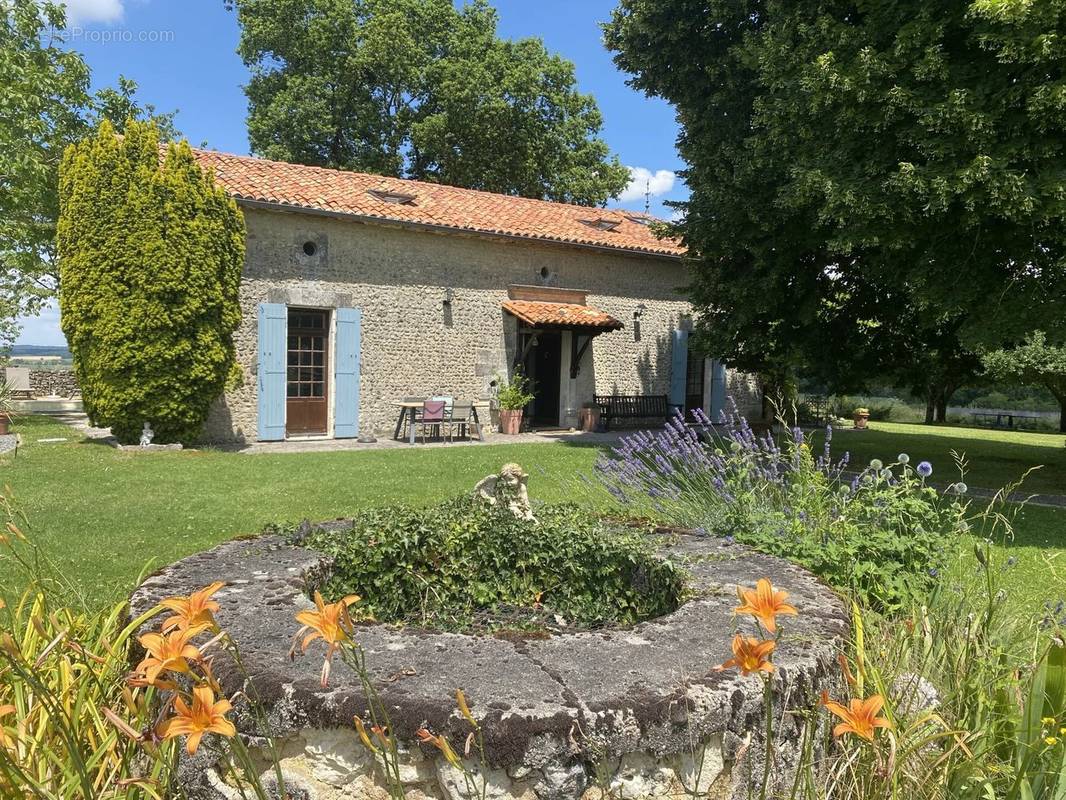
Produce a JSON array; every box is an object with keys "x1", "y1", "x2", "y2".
[
  {"x1": 29, "y1": 368, "x2": 78, "y2": 397},
  {"x1": 131, "y1": 531, "x2": 846, "y2": 800}
]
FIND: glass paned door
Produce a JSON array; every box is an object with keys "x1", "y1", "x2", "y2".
[{"x1": 286, "y1": 309, "x2": 329, "y2": 435}]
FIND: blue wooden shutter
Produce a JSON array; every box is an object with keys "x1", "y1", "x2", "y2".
[
  {"x1": 334, "y1": 307, "x2": 362, "y2": 439},
  {"x1": 257, "y1": 303, "x2": 287, "y2": 441},
  {"x1": 669, "y1": 329, "x2": 688, "y2": 409},
  {"x1": 709, "y1": 359, "x2": 727, "y2": 422}
]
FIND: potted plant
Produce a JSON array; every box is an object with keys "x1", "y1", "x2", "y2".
[
  {"x1": 0, "y1": 380, "x2": 17, "y2": 436},
  {"x1": 853, "y1": 406, "x2": 870, "y2": 430},
  {"x1": 495, "y1": 372, "x2": 535, "y2": 434}
]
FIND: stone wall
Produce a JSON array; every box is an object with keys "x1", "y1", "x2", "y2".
[
  {"x1": 29, "y1": 369, "x2": 78, "y2": 397},
  {"x1": 203, "y1": 207, "x2": 761, "y2": 443}
]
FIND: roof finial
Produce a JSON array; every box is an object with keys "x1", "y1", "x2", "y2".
[{"x1": 644, "y1": 179, "x2": 651, "y2": 214}]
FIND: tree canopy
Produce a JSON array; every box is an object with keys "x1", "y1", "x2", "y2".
[
  {"x1": 229, "y1": 0, "x2": 629, "y2": 205},
  {"x1": 983, "y1": 331, "x2": 1066, "y2": 432},
  {"x1": 1, "y1": 0, "x2": 176, "y2": 349},
  {"x1": 605, "y1": 0, "x2": 1066, "y2": 411},
  {"x1": 58, "y1": 121, "x2": 244, "y2": 444}
]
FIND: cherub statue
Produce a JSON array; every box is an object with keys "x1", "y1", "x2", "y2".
[
  {"x1": 139, "y1": 422, "x2": 155, "y2": 448},
  {"x1": 474, "y1": 462, "x2": 535, "y2": 521}
]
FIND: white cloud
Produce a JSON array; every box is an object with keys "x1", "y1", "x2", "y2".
[
  {"x1": 618, "y1": 166, "x2": 676, "y2": 203},
  {"x1": 62, "y1": 0, "x2": 125, "y2": 25}
]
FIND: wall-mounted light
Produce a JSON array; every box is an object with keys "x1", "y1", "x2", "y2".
[
  {"x1": 442, "y1": 287, "x2": 454, "y2": 307},
  {"x1": 632, "y1": 304, "x2": 646, "y2": 342}
]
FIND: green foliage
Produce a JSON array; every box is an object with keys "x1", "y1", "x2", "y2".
[
  {"x1": 229, "y1": 0, "x2": 629, "y2": 206},
  {"x1": 731, "y1": 453, "x2": 961, "y2": 613},
  {"x1": 295, "y1": 496, "x2": 685, "y2": 632},
  {"x1": 984, "y1": 331, "x2": 1066, "y2": 432},
  {"x1": 495, "y1": 371, "x2": 535, "y2": 411},
  {"x1": 596, "y1": 414, "x2": 965, "y2": 612},
  {"x1": 57, "y1": 120, "x2": 244, "y2": 444},
  {"x1": 604, "y1": 0, "x2": 1066, "y2": 399},
  {"x1": 0, "y1": 1, "x2": 177, "y2": 347}
]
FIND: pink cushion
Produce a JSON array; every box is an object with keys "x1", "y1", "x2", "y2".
[{"x1": 422, "y1": 400, "x2": 446, "y2": 422}]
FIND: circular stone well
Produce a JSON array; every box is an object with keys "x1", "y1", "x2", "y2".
[{"x1": 130, "y1": 528, "x2": 847, "y2": 800}]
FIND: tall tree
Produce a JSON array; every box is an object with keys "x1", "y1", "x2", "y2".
[
  {"x1": 983, "y1": 332, "x2": 1066, "y2": 433},
  {"x1": 58, "y1": 121, "x2": 244, "y2": 444},
  {"x1": 605, "y1": 0, "x2": 1066, "y2": 409},
  {"x1": 229, "y1": 0, "x2": 629, "y2": 205},
  {"x1": 0, "y1": 0, "x2": 177, "y2": 349}
]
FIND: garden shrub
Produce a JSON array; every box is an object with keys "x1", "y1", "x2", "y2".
[
  {"x1": 295, "y1": 496, "x2": 685, "y2": 632},
  {"x1": 57, "y1": 119, "x2": 244, "y2": 444},
  {"x1": 596, "y1": 403, "x2": 966, "y2": 612}
]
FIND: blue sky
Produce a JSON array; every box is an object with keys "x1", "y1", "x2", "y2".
[{"x1": 21, "y1": 0, "x2": 685, "y2": 345}]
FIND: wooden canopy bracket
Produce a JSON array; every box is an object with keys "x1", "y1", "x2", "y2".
[
  {"x1": 514, "y1": 331, "x2": 540, "y2": 369},
  {"x1": 570, "y1": 333, "x2": 595, "y2": 379}
]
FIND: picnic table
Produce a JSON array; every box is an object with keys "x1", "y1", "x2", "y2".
[
  {"x1": 392, "y1": 400, "x2": 483, "y2": 444},
  {"x1": 971, "y1": 410, "x2": 1041, "y2": 429}
]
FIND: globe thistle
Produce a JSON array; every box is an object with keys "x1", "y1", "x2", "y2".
[
  {"x1": 897, "y1": 453, "x2": 910, "y2": 465},
  {"x1": 917, "y1": 461, "x2": 933, "y2": 478},
  {"x1": 869, "y1": 458, "x2": 884, "y2": 470}
]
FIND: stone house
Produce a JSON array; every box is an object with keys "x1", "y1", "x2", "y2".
[{"x1": 190, "y1": 149, "x2": 759, "y2": 443}]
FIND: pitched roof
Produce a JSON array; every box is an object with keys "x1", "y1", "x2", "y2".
[
  {"x1": 189, "y1": 149, "x2": 684, "y2": 259},
  {"x1": 502, "y1": 299, "x2": 624, "y2": 331}
]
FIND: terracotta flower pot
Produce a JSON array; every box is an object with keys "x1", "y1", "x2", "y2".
[
  {"x1": 0, "y1": 414, "x2": 9, "y2": 436},
  {"x1": 853, "y1": 412, "x2": 870, "y2": 430},
  {"x1": 498, "y1": 409, "x2": 523, "y2": 435}
]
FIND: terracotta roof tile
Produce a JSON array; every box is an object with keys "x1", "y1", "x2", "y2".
[
  {"x1": 189, "y1": 149, "x2": 684, "y2": 258},
  {"x1": 502, "y1": 300, "x2": 624, "y2": 330}
]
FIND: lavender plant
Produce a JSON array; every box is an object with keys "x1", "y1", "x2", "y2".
[{"x1": 595, "y1": 401, "x2": 966, "y2": 611}]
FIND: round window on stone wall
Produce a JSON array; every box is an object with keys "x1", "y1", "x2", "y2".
[{"x1": 302, "y1": 241, "x2": 318, "y2": 257}]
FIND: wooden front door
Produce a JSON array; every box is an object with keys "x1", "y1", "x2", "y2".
[{"x1": 286, "y1": 309, "x2": 329, "y2": 435}]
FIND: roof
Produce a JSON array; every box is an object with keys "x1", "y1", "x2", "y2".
[
  {"x1": 502, "y1": 299, "x2": 624, "y2": 331},
  {"x1": 189, "y1": 149, "x2": 684, "y2": 259}
]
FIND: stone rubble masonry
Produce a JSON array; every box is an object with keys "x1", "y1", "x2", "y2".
[
  {"x1": 28, "y1": 368, "x2": 79, "y2": 397},
  {"x1": 202, "y1": 208, "x2": 762, "y2": 443},
  {"x1": 130, "y1": 529, "x2": 847, "y2": 800}
]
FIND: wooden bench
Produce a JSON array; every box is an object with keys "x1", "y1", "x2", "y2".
[{"x1": 595, "y1": 394, "x2": 671, "y2": 431}]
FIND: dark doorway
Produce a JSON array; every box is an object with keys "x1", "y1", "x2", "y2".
[
  {"x1": 286, "y1": 308, "x2": 329, "y2": 436},
  {"x1": 524, "y1": 329, "x2": 562, "y2": 428},
  {"x1": 685, "y1": 349, "x2": 705, "y2": 421}
]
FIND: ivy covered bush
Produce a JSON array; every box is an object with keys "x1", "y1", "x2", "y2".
[
  {"x1": 295, "y1": 496, "x2": 685, "y2": 632},
  {"x1": 57, "y1": 120, "x2": 244, "y2": 444}
]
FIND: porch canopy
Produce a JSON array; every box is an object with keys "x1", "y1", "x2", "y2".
[
  {"x1": 502, "y1": 285, "x2": 624, "y2": 332},
  {"x1": 503, "y1": 285, "x2": 623, "y2": 378}
]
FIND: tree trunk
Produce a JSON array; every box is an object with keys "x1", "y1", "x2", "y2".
[
  {"x1": 935, "y1": 396, "x2": 948, "y2": 423},
  {"x1": 1059, "y1": 398, "x2": 1066, "y2": 434},
  {"x1": 924, "y1": 396, "x2": 935, "y2": 424}
]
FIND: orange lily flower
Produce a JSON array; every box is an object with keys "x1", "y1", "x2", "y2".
[
  {"x1": 135, "y1": 629, "x2": 201, "y2": 686},
  {"x1": 158, "y1": 685, "x2": 236, "y2": 755},
  {"x1": 416, "y1": 727, "x2": 461, "y2": 767},
  {"x1": 292, "y1": 591, "x2": 361, "y2": 687},
  {"x1": 717, "y1": 634, "x2": 775, "y2": 676},
  {"x1": 0, "y1": 704, "x2": 16, "y2": 750},
  {"x1": 821, "y1": 691, "x2": 891, "y2": 741},
  {"x1": 734, "y1": 578, "x2": 797, "y2": 634},
  {"x1": 160, "y1": 581, "x2": 225, "y2": 634}
]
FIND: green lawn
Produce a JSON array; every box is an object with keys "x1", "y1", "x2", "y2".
[
  {"x1": 1, "y1": 415, "x2": 1064, "y2": 615},
  {"x1": 816, "y1": 420, "x2": 1066, "y2": 496}
]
